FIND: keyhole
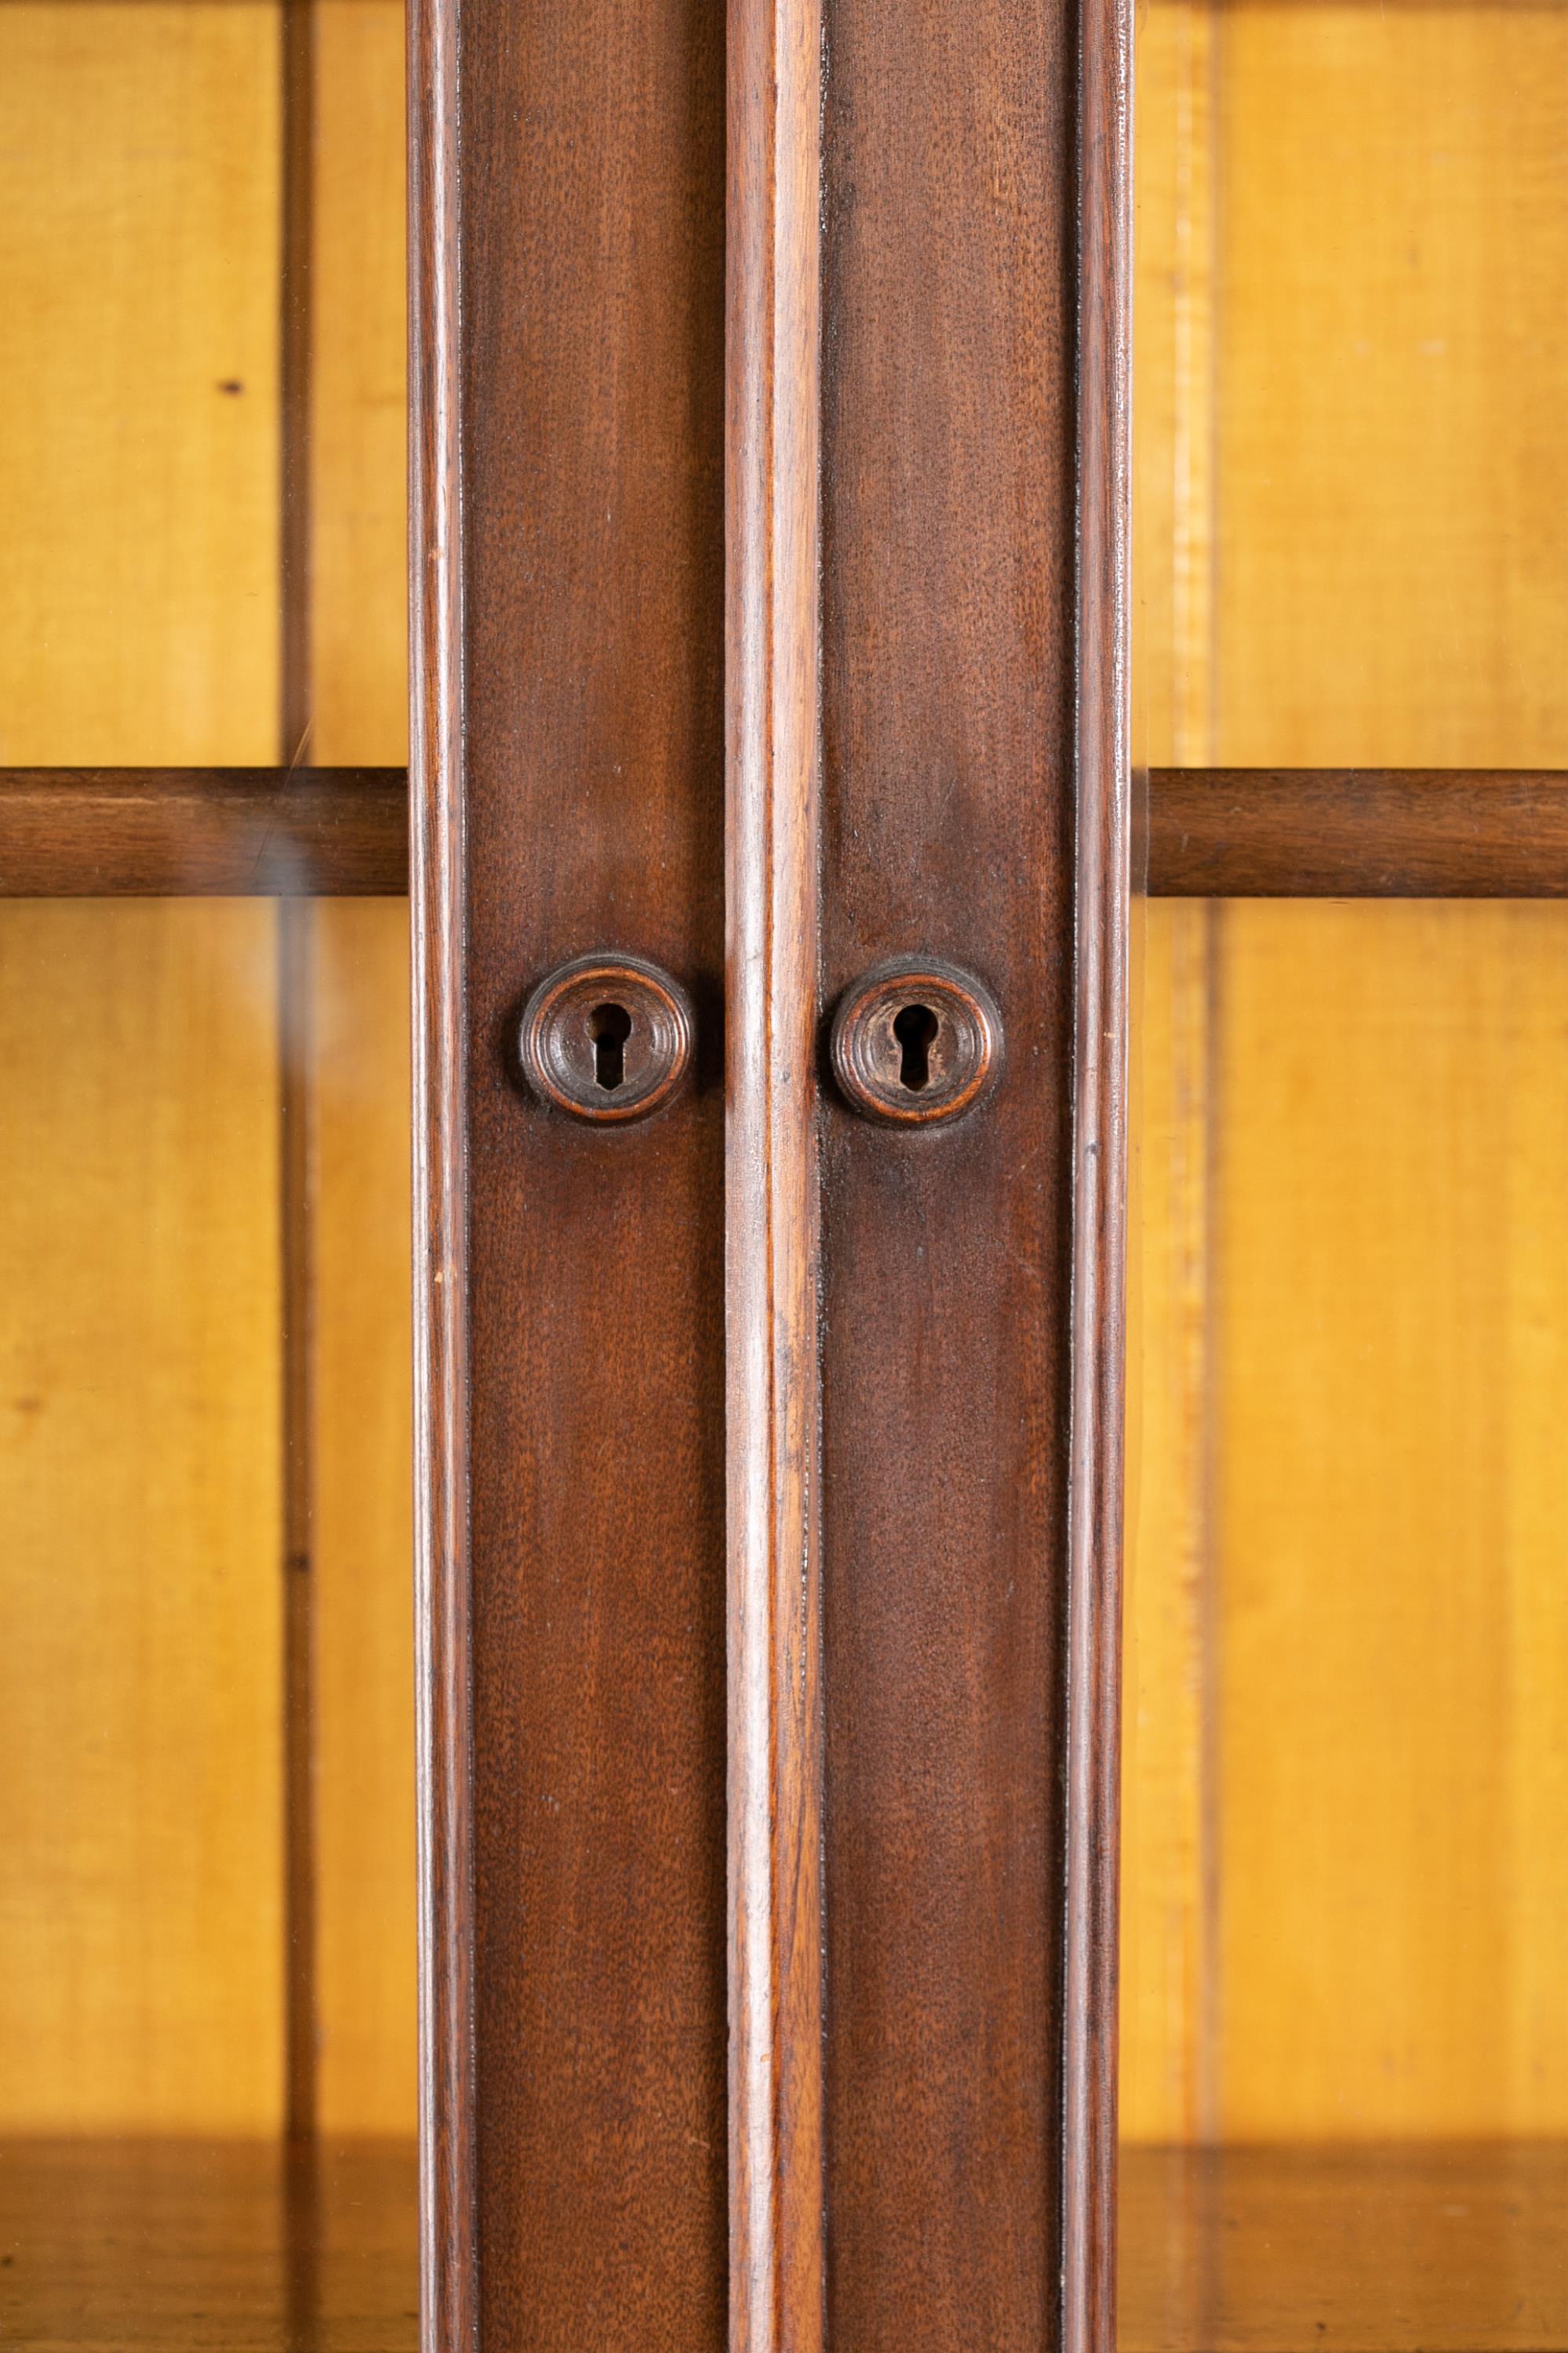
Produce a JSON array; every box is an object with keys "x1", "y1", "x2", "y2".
[
  {"x1": 893, "y1": 1002, "x2": 939, "y2": 1091},
  {"x1": 589, "y1": 1001, "x2": 632, "y2": 1090}
]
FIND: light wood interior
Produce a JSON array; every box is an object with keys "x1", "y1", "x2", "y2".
[
  {"x1": 1124, "y1": 0, "x2": 1568, "y2": 2335},
  {"x1": 0, "y1": 2138, "x2": 417, "y2": 2349},
  {"x1": 4, "y1": 0, "x2": 1563, "y2": 2336},
  {"x1": 0, "y1": 0, "x2": 413, "y2": 2176}
]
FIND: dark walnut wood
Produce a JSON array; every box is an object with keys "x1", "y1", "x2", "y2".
[
  {"x1": 815, "y1": 0, "x2": 1130, "y2": 2346},
  {"x1": 0, "y1": 2137, "x2": 417, "y2": 2351},
  {"x1": 0, "y1": 769, "x2": 406, "y2": 894},
  {"x1": 1144, "y1": 767, "x2": 1568, "y2": 895},
  {"x1": 412, "y1": 0, "x2": 728, "y2": 2347},
  {"x1": 8, "y1": 769, "x2": 1568, "y2": 901}
]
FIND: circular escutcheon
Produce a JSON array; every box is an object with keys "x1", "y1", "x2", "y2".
[
  {"x1": 518, "y1": 952, "x2": 695, "y2": 1123},
  {"x1": 830, "y1": 957, "x2": 1002, "y2": 1126}
]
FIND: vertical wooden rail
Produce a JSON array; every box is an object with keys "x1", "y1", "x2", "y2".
[
  {"x1": 278, "y1": 0, "x2": 319, "y2": 2155},
  {"x1": 1064, "y1": 0, "x2": 1134, "y2": 2341},
  {"x1": 726, "y1": 0, "x2": 825, "y2": 2348},
  {"x1": 814, "y1": 0, "x2": 1131, "y2": 2339},
  {"x1": 409, "y1": 0, "x2": 476, "y2": 2342}
]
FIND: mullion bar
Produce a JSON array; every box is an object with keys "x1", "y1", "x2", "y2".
[
  {"x1": 9, "y1": 769, "x2": 1568, "y2": 899},
  {"x1": 278, "y1": 0, "x2": 318, "y2": 2162}
]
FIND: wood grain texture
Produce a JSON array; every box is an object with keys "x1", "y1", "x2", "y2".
[
  {"x1": 0, "y1": 2137, "x2": 417, "y2": 2353},
  {"x1": 0, "y1": 770, "x2": 406, "y2": 895},
  {"x1": 0, "y1": 5, "x2": 280, "y2": 769},
  {"x1": 0, "y1": 0, "x2": 286, "y2": 2136},
  {"x1": 0, "y1": 907, "x2": 284, "y2": 2133},
  {"x1": 1210, "y1": 1, "x2": 1568, "y2": 2145},
  {"x1": 817, "y1": 0, "x2": 1127, "y2": 2343},
  {"x1": 1145, "y1": 769, "x2": 1568, "y2": 896},
  {"x1": 725, "y1": 0, "x2": 824, "y2": 2344},
  {"x1": 17, "y1": 766, "x2": 1568, "y2": 900},
  {"x1": 415, "y1": 0, "x2": 728, "y2": 2341},
  {"x1": 1217, "y1": 901, "x2": 1568, "y2": 2139},
  {"x1": 1119, "y1": 899, "x2": 1214, "y2": 2147}
]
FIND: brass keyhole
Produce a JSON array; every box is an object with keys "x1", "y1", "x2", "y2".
[
  {"x1": 892, "y1": 1002, "x2": 938, "y2": 1092},
  {"x1": 589, "y1": 1002, "x2": 632, "y2": 1091}
]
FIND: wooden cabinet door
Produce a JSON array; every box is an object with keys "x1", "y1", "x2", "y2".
[{"x1": 408, "y1": 1, "x2": 1131, "y2": 2347}]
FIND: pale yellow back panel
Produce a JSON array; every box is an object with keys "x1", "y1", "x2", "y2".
[
  {"x1": 0, "y1": 5, "x2": 284, "y2": 2133},
  {"x1": 1125, "y1": 2, "x2": 1568, "y2": 2143},
  {"x1": 1124, "y1": 0, "x2": 1221, "y2": 2147},
  {"x1": 311, "y1": 0, "x2": 416, "y2": 2138}
]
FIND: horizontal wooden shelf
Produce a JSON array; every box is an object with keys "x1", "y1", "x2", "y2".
[
  {"x1": 1121, "y1": 2140, "x2": 1568, "y2": 2353},
  {"x1": 3, "y1": 768, "x2": 1567, "y2": 899},
  {"x1": 1144, "y1": 768, "x2": 1568, "y2": 897},
  {"x1": 5, "y1": 2135, "x2": 1560, "y2": 2348},
  {"x1": 0, "y1": 2136, "x2": 417, "y2": 2351},
  {"x1": 0, "y1": 769, "x2": 407, "y2": 896}
]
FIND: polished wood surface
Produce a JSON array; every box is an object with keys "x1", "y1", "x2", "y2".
[
  {"x1": 414, "y1": 0, "x2": 728, "y2": 2340},
  {"x1": 6, "y1": 2136, "x2": 1562, "y2": 2353},
  {"x1": 1120, "y1": 2143, "x2": 1568, "y2": 2353},
  {"x1": 1144, "y1": 769, "x2": 1568, "y2": 896},
  {"x1": 814, "y1": 0, "x2": 1127, "y2": 2342},
  {"x1": 0, "y1": 769, "x2": 406, "y2": 895},
  {"x1": 13, "y1": 765, "x2": 1568, "y2": 900},
  {"x1": 0, "y1": 2137, "x2": 417, "y2": 2351},
  {"x1": 725, "y1": 0, "x2": 825, "y2": 2344},
  {"x1": 413, "y1": 0, "x2": 1130, "y2": 2337}
]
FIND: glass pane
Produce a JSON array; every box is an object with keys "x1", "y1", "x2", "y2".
[
  {"x1": 1126, "y1": 5, "x2": 1568, "y2": 2347},
  {"x1": 0, "y1": 4, "x2": 415, "y2": 2340}
]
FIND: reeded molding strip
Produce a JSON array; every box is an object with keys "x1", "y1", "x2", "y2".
[
  {"x1": 1064, "y1": 0, "x2": 1136, "y2": 2344},
  {"x1": 726, "y1": 0, "x2": 826, "y2": 2344},
  {"x1": 409, "y1": 0, "x2": 478, "y2": 2341}
]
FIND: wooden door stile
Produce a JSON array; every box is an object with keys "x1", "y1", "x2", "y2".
[
  {"x1": 810, "y1": 0, "x2": 1129, "y2": 2342},
  {"x1": 1066, "y1": 0, "x2": 1135, "y2": 2337},
  {"x1": 410, "y1": 0, "x2": 729, "y2": 2343},
  {"x1": 726, "y1": 0, "x2": 827, "y2": 2347}
]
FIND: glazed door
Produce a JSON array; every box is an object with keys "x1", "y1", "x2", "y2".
[
  {"x1": 0, "y1": 2, "x2": 418, "y2": 2342},
  {"x1": 0, "y1": 1, "x2": 1127, "y2": 2345},
  {"x1": 1122, "y1": 5, "x2": 1568, "y2": 2352},
  {"x1": 11, "y1": 5, "x2": 1563, "y2": 2353}
]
